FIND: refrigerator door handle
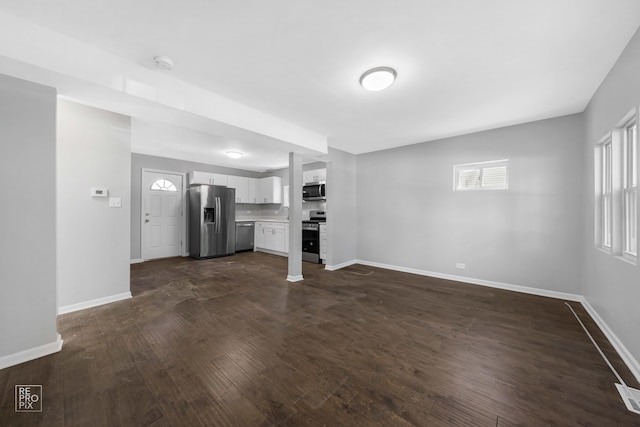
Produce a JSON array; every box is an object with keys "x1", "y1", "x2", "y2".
[{"x1": 215, "y1": 197, "x2": 221, "y2": 234}]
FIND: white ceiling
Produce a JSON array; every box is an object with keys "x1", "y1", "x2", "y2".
[{"x1": 1, "y1": 1, "x2": 640, "y2": 168}]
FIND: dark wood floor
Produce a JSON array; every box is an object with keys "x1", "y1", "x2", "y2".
[{"x1": 1, "y1": 252, "x2": 639, "y2": 426}]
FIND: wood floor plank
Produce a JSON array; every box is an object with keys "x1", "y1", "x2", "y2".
[{"x1": 1, "y1": 252, "x2": 640, "y2": 425}]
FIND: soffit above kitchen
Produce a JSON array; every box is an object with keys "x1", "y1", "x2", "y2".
[{"x1": 0, "y1": 0, "x2": 639, "y2": 159}]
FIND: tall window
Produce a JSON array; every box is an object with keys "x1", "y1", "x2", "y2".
[
  {"x1": 623, "y1": 118, "x2": 637, "y2": 258},
  {"x1": 601, "y1": 139, "x2": 613, "y2": 249},
  {"x1": 595, "y1": 108, "x2": 638, "y2": 263}
]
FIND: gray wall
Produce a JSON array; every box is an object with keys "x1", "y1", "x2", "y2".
[
  {"x1": 357, "y1": 114, "x2": 584, "y2": 294},
  {"x1": 326, "y1": 147, "x2": 357, "y2": 267},
  {"x1": 582, "y1": 27, "x2": 640, "y2": 366},
  {"x1": 0, "y1": 75, "x2": 58, "y2": 360},
  {"x1": 57, "y1": 100, "x2": 131, "y2": 308}
]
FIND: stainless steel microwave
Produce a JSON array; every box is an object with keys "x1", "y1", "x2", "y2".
[{"x1": 303, "y1": 183, "x2": 325, "y2": 201}]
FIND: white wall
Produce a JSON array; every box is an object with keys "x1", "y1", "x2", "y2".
[
  {"x1": 0, "y1": 74, "x2": 60, "y2": 368},
  {"x1": 356, "y1": 114, "x2": 584, "y2": 294},
  {"x1": 57, "y1": 100, "x2": 131, "y2": 311},
  {"x1": 582, "y1": 27, "x2": 640, "y2": 374}
]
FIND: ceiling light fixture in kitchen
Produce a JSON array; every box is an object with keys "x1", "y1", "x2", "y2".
[
  {"x1": 359, "y1": 67, "x2": 397, "y2": 91},
  {"x1": 153, "y1": 56, "x2": 174, "y2": 71},
  {"x1": 226, "y1": 151, "x2": 243, "y2": 159}
]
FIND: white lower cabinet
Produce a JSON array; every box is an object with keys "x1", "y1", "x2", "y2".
[
  {"x1": 319, "y1": 223, "x2": 327, "y2": 262},
  {"x1": 255, "y1": 222, "x2": 266, "y2": 248},
  {"x1": 255, "y1": 221, "x2": 288, "y2": 254},
  {"x1": 284, "y1": 224, "x2": 289, "y2": 253}
]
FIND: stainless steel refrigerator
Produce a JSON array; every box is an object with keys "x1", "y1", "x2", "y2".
[{"x1": 188, "y1": 185, "x2": 236, "y2": 259}]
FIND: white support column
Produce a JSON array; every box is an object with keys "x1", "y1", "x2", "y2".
[{"x1": 287, "y1": 152, "x2": 304, "y2": 282}]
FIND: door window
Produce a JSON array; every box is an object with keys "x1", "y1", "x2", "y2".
[{"x1": 151, "y1": 179, "x2": 177, "y2": 192}]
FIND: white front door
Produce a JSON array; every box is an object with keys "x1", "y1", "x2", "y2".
[{"x1": 142, "y1": 171, "x2": 183, "y2": 260}]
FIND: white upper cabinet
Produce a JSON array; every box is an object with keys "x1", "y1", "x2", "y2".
[
  {"x1": 259, "y1": 176, "x2": 282, "y2": 204},
  {"x1": 248, "y1": 178, "x2": 259, "y2": 204},
  {"x1": 188, "y1": 171, "x2": 281, "y2": 204},
  {"x1": 227, "y1": 176, "x2": 249, "y2": 203},
  {"x1": 283, "y1": 185, "x2": 290, "y2": 208},
  {"x1": 303, "y1": 168, "x2": 326, "y2": 184},
  {"x1": 236, "y1": 177, "x2": 249, "y2": 203},
  {"x1": 210, "y1": 173, "x2": 227, "y2": 186},
  {"x1": 188, "y1": 171, "x2": 212, "y2": 185},
  {"x1": 227, "y1": 175, "x2": 238, "y2": 189},
  {"x1": 188, "y1": 171, "x2": 228, "y2": 186}
]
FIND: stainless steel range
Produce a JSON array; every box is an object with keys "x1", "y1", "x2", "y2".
[{"x1": 302, "y1": 210, "x2": 326, "y2": 263}]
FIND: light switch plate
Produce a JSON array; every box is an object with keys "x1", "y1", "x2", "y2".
[{"x1": 109, "y1": 197, "x2": 122, "y2": 208}]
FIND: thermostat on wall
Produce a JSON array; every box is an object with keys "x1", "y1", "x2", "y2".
[{"x1": 91, "y1": 187, "x2": 108, "y2": 198}]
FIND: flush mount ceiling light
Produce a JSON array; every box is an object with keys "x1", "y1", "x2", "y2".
[
  {"x1": 226, "y1": 151, "x2": 243, "y2": 159},
  {"x1": 153, "y1": 56, "x2": 174, "y2": 71},
  {"x1": 359, "y1": 66, "x2": 397, "y2": 91}
]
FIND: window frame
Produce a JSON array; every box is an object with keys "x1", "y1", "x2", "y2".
[
  {"x1": 599, "y1": 137, "x2": 613, "y2": 251},
  {"x1": 622, "y1": 116, "x2": 637, "y2": 260}
]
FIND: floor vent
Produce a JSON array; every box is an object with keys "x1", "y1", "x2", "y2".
[
  {"x1": 616, "y1": 384, "x2": 640, "y2": 415},
  {"x1": 566, "y1": 302, "x2": 640, "y2": 415}
]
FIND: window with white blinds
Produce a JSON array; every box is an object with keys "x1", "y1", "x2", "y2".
[{"x1": 454, "y1": 160, "x2": 508, "y2": 191}]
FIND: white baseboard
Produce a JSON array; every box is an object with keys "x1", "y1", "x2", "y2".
[
  {"x1": 255, "y1": 248, "x2": 288, "y2": 258},
  {"x1": 355, "y1": 259, "x2": 583, "y2": 302},
  {"x1": 130, "y1": 258, "x2": 143, "y2": 264},
  {"x1": 286, "y1": 275, "x2": 304, "y2": 282},
  {"x1": 58, "y1": 292, "x2": 132, "y2": 315},
  {"x1": 580, "y1": 297, "x2": 640, "y2": 384},
  {"x1": 325, "y1": 259, "x2": 358, "y2": 271},
  {"x1": 0, "y1": 333, "x2": 63, "y2": 370}
]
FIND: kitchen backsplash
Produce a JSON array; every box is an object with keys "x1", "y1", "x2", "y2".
[{"x1": 235, "y1": 200, "x2": 326, "y2": 220}]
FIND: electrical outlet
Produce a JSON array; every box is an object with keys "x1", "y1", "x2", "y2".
[
  {"x1": 109, "y1": 197, "x2": 122, "y2": 208},
  {"x1": 456, "y1": 263, "x2": 466, "y2": 269}
]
